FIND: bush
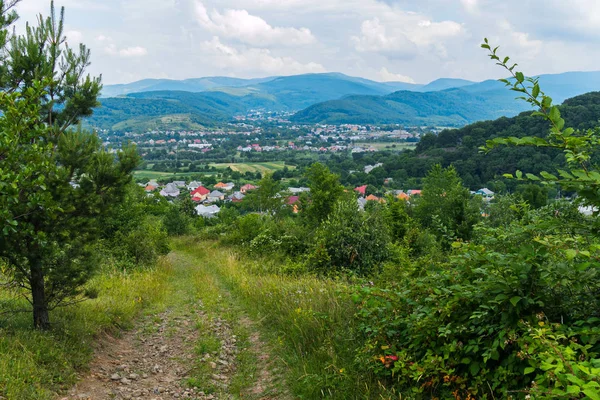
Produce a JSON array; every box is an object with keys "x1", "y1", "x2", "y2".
[
  {"x1": 352, "y1": 206, "x2": 600, "y2": 399},
  {"x1": 308, "y1": 196, "x2": 391, "y2": 276}
]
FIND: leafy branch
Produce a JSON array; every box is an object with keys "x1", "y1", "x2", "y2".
[{"x1": 480, "y1": 38, "x2": 600, "y2": 209}]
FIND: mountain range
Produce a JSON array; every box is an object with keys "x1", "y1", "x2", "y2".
[{"x1": 87, "y1": 71, "x2": 600, "y2": 131}]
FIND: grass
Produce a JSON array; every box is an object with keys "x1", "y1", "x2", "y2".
[
  {"x1": 208, "y1": 161, "x2": 294, "y2": 174},
  {"x1": 133, "y1": 170, "x2": 199, "y2": 181},
  {"x1": 173, "y1": 238, "x2": 386, "y2": 399},
  {"x1": 0, "y1": 258, "x2": 173, "y2": 399}
]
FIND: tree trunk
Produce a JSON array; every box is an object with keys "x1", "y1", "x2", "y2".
[{"x1": 30, "y1": 259, "x2": 50, "y2": 330}]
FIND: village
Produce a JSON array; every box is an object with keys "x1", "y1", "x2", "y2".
[{"x1": 142, "y1": 178, "x2": 496, "y2": 218}]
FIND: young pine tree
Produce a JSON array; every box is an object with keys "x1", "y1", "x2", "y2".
[{"x1": 0, "y1": 1, "x2": 139, "y2": 329}]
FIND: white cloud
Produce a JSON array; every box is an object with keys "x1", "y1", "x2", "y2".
[
  {"x1": 105, "y1": 44, "x2": 148, "y2": 57},
  {"x1": 378, "y1": 67, "x2": 415, "y2": 83},
  {"x1": 65, "y1": 30, "x2": 83, "y2": 45},
  {"x1": 351, "y1": 12, "x2": 464, "y2": 61},
  {"x1": 193, "y1": 1, "x2": 315, "y2": 46},
  {"x1": 200, "y1": 36, "x2": 325, "y2": 75},
  {"x1": 352, "y1": 18, "x2": 417, "y2": 59}
]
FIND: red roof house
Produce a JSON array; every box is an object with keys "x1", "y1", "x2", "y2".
[
  {"x1": 191, "y1": 186, "x2": 211, "y2": 202},
  {"x1": 354, "y1": 185, "x2": 367, "y2": 195},
  {"x1": 240, "y1": 184, "x2": 257, "y2": 193}
]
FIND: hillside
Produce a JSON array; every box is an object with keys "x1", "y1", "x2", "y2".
[
  {"x1": 356, "y1": 91, "x2": 600, "y2": 189},
  {"x1": 292, "y1": 71, "x2": 600, "y2": 125},
  {"x1": 101, "y1": 76, "x2": 276, "y2": 97}
]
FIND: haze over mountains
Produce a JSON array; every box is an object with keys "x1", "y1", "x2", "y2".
[{"x1": 89, "y1": 71, "x2": 600, "y2": 132}]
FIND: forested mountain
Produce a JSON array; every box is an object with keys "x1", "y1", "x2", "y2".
[
  {"x1": 101, "y1": 76, "x2": 276, "y2": 97},
  {"x1": 90, "y1": 71, "x2": 600, "y2": 132},
  {"x1": 335, "y1": 91, "x2": 600, "y2": 190},
  {"x1": 292, "y1": 71, "x2": 600, "y2": 125}
]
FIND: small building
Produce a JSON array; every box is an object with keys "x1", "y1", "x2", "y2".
[
  {"x1": 160, "y1": 183, "x2": 180, "y2": 198},
  {"x1": 229, "y1": 191, "x2": 245, "y2": 203},
  {"x1": 187, "y1": 181, "x2": 203, "y2": 191},
  {"x1": 476, "y1": 188, "x2": 495, "y2": 198},
  {"x1": 240, "y1": 184, "x2": 257, "y2": 193},
  {"x1": 207, "y1": 190, "x2": 225, "y2": 202},
  {"x1": 196, "y1": 204, "x2": 220, "y2": 218},
  {"x1": 354, "y1": 185, "x2": 367, "y2": 196},
  {"x1": 191, "y1": 186, "x2": 211, "y2": 202},
  {"x1": 288, "y1": 187, "x2": 310, "y2": 194}
]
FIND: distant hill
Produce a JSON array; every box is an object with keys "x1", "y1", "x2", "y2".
[
  {"x1": 291, "y1": 71, "x2": 600, "y2": 125},
  {"x1": 101, "y1": 76, "x2": 276, "y2": 97},
  {"x1": 418, "y1": 78, "x2": 475, "y2": 92}
]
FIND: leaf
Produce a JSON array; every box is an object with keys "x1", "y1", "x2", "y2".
[
  {"x1": 532, "y1": 84, "x2": 540, "y2": 98},
  {"x1": 525, "y1": 173, "x2": 540, "y2": 181},
  {"x1": 515, "y1": 72, "x2": 525, "y2": 83},
  {"x1": 524, "y1": 367, "x2": 535, "y2": 375},
  {"x1": 549, "y1": 106, "x2": 561, "y2": 122},
  {"x1": 566, "y1": 385, "x2": 581, "y2": 395},
  {"x1": 540, "y1": 171, "x2": 558, "y2": 180},
  {"x1": 583, "y1": 389, "x2": 600, "y2": 400},
  {"x1": 510, "y1": 296, "x2": 522, "y2": 307},
  {"x1": 516, "y1": 170, "x2": 523, "y2": 179},
  {"x1": 565, "y1": 249, "x2": 578, "y2": 260},
  {"x1": 470, "y1": 362, "x2": 480, "y2": 376}
]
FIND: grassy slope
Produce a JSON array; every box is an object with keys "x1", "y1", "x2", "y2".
[
  {"x1": 0, "y1": 259, "x2": 173, "y2": 399},
  {"x1": 173, "y1": 239, "x2": 390, "y2": 399}
]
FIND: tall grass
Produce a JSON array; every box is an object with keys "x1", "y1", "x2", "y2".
[
  {"x1": 0, "y1": 257, "x2": 173, "y2": 399},
  {"x1": 174, "y1": 238, "x2": 387, "y2": 399}
]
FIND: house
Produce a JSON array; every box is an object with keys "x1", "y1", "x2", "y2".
[
  {"x1": 240, "y1": 184, "x2": 257, "y2": 193},
  {"x1": 476, "y1": 188, "x2": 495, "y2": 198},
  {"x1": 354, "y1": 185, "x2": 367, "y2": 196},
  {"x1": 214, "y1": 182, "x2": 228, "y2": 189},
  {"x1": 357, "y1": 197, "x2": 367, "y2": 211},
  {"x1": 207, "y1": 190, "x2": 225, "y2": 202},
  {"x1": 229, "y1": 191, "x2": 245, "y2": 203},
  {"x1": 191, "y1": 186, "x2": 210, "y2": 202},
  {"x1": 173, "y1": 181, "x2": 186, "y2": 188},
  {"x1": 187, "y1": 181, "x2": 202, "y2": 191},
  {"x1": 145, "y1": 184, "x2": 157, "y2": 192},
  {"x1": 397, "y1": 192, "x2": 410, "y2": 201},
  {"x1": 366, "y1": 194, "x2": 380, "y2": 202},
  {"x1": 408, "y1": 190, "x2": 422, "y2": 197},
  {"x1": 222, "y1": 182, "x2": 235, "y2": 191},
  {"x1": 160, "y1": 183, "x2": 180, "y2": 198},
  {"x1": 288, "y1": 187, "x2": 310, "y2": 194},
  {"x1": 286, "y1": 196, "x2": 300, "y2": 213},
  {"x1": 195, "y1": 204, "x2": 220, "y2": 218},
  {"x1": 364, "y1": 163, "x2": 383, "y2": 174}
]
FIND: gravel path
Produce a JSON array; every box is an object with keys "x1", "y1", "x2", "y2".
[{"x1": 59, "y1": 251, "x2": 287, "y2": 400}]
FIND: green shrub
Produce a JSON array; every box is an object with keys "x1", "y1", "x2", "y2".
[{"x1": 308, "y1": 196, "x2": 391, "y2": 276}]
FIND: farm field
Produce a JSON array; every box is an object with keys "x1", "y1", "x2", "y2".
[
  {"x1": 133, "y1": 170, "x2": 203, "y2": 181},
  {"x1": 208, "y1": 161, "x2": 295, "y2": 174},
  {"x1": 354, "y1": 142, "x2": 417, "y2": 150}
]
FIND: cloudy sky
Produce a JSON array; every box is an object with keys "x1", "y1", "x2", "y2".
[{"x1": 12, "y1": 0, "x2": 600, "y2": 84}]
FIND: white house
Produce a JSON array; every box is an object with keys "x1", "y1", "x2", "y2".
[{"x1": 196, "y1": 204, "x2": 220, "y2": 218}]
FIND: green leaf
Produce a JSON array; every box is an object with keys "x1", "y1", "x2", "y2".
[
  {"x1": 549, "y1": 106, "x2": 561, "y2": 122},
  {"x1": 510, "y1": 296, "x2": 522, "y2": 307},
  {"x1": 583, "y1": 389, "x2": 600, "y2": 400},
  {"x1": 524, "y1": 367, "x2": 535, "y2": 375},
  {"x1": 515, "y1": 72, "x2": 525, "y2": 83},
  {"x1": 532, "y1": 84, "x2": 540, "y2": 98},
  {"x1": 566, "y1": 385, "x2": 581, "y2": 395},
  {"x1": 516, "y1": 170, "x2": 523, "y2": 179},
  {"x1": 470, "y1": 362, "x2": 480, "y2": 376}
]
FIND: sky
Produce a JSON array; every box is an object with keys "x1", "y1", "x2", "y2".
[{"x1": 12, "y1": 0, "x2": 600, "y2": 85}]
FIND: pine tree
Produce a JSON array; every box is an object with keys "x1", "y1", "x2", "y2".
[{"x1": 0, "y1": 1, "x2": 139, "y2": 329}]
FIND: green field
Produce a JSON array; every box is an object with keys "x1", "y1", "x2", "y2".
[
  {"x1": 133, "y1": 170, "x2": 201, "y2": 181},
  {"x1": 208, "y1": 161, "x2": 294, "y2": 174},
  {"x1": 355, "y1": 142, "x2": 417, "y2": 150}
]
